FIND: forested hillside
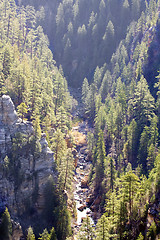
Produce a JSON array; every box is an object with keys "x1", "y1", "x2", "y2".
[
  {"x1": 80, "y1": 0, "x2": 160, "y2": 239},
  {"x1": 18, "y1": 0, "x2": 147, "y2": 86},
  {"x1": 1, "y1": 0, "x2": 160, "y2": 239},
  {"x1": 0, "y1": 0, "x2": 76, "y2": 239}
]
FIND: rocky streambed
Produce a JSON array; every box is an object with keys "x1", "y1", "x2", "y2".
[
  {"x1": 74, "y1": 146, "x2": 92, "y2": 224},
  {"x1": 72, "y1": 121, "x2": 95, "y2": 235}
]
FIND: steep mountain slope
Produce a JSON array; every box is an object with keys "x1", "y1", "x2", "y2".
[
  {"x1": 18, "y1": 0, "x2": 146, "y2": 87},
  {"x1": 1, "y1": 0, "x2": 160, "y2": 239},
  {"x1": 0, "y1": 0, "x2": 75, "y2": 239},
  {"x1": 80, "y1": 1, "x2": 160, "y2": 239},
  {"x1": 0, "y1": 95, "x2": 55, "y2": 234}
]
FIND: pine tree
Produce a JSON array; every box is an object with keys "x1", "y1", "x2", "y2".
[
  {"x1": 38, "y1": 228, "x2": 49, "y2": 240},
  {"x1": 117, "y1": 199, "x2": 128, "y2": 240},
  {"x1": 17, "y1": 102, "x2": 28, "y2": 122},
  {"x1": 56, "y1": 202, "x2": 72, "y2": 240},
  {"x1": 82, "y1": 78, "x2": 90, "y2": 105},
  {"x1": 0, "y1": 207, "x2": 12, "y2": 239},
  {"x1": 99, "y1": 70, "x2": 112, "y2": 102},
  {"x1": 56, "y1": 106, "x2": 68, "y2": 133},
  {"x1": 129, "y1": 76, "x2": 155, "y2": 129},
  {"x1": 138, "y1": 126, "x2": 150, "y2": 172},
  {"x1": 51, "y1": 128, "x2": 67, "y2": 170},
  {"x1": 27, "y1": 226, "x2": 35, "y2": 240},
  {"x1": 96, "y1": 214, "x2": 109, "y2": 240},
  {"x1": 95, "y1": 105, "x2": 107, "y2": 136},
  {"x1": 49, "y1": 227, "x2": 57, "y2": 240},
  {"x1": 82, "y1": 78, "x2": 91, "y2": 117},
  {"x1": 147, "y1": 221, "x2": 157, "y2": 240},
  {"x1": 137, "y1": 233, "x2": 144, "y2": 240},
  {"x1": 58, "y1": 148, "x2": 74, "y2": 191},
  {"x1": 78, "y1": 216, "x2": 95, "y2": 240},
  {"x1": 95, "y1": 130, "x2": 106, "y2": 192},
  {"x1": 105, "y1": 156, "x2": 116, "y2": 191},
  {"x1": 147, "y1": 143, "x2": 157, "y2": 171},
  {"x1": 0, "y1": 73, "x2": 6, "y2": 96},
  {"x1": 2, "y1": 45, "x2": 12, "y2": 80},
  {"x1": 119, "y1": 171, "x2": 140, "y2": 219},
  {"x1": 31, "y1": 116, "x2": 42, "y2": 160},
  {"x1": 33, "y1": 116, "x2": 41, "y2": 140}
]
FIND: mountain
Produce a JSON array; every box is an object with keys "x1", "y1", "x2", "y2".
[{"x1": 1, "y1": 0, "x2": 160, "y2": 239}]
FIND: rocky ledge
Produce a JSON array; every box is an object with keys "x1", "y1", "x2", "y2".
[{"x1": 0, "y1": 95, "x2": 55, "y2": 237}]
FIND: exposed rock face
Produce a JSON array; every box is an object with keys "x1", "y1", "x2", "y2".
[
  {"x1": 12, "y1": 220, "x2": 23, "y2": 240},
  {"x1": 0, "y1": 95, "x2": 18, "y2": 125},
  {"x1": 0, "y1": 95, "x2": 55, "y2": 232}
]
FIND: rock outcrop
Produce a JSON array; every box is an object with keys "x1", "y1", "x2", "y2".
[{"x1": 0, "y1": 95, "x2": 55, "y2": 233}]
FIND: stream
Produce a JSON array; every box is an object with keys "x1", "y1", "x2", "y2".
[{"x1": 73, "y1": 121, "x2": 95, "y2": 236}]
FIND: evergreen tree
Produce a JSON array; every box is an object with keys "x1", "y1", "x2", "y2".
[
  {"x1": 147, "y1": 221, "x2": 157, "y2": 240},
  {"x1": 137, "y1": 233, "x2": 144, "y2": 240},
  {"x1": 56, "y1": 106, "x2": 69, "y2": 133},
  {"x1": 58, "y1": 148, "x2": 74, "y2": 191},
  {"x1": 99, "y1": 70, "x2": 112, "y2": 102},
  {"x1": 95, "y1": 130, "x2": 106, "y2": 192},
  {"x1": 0, "y1": 73, "x2": 6, "y2": 96},
  {"x1": 51, "y1": 128, "x2": 67, "y2": 170},
  {"x1": 138, "y1": 126, "x2": 150, "y2": 172},
  {"x1": 38, "y1": 228, "x2": 49, "y2": 240},
  {"x1": 27, "y1": 226, "x2": 35, "y2": 240},
  {"x1": 2, "y1": 45, "x2": 12, "y2": 80},
  {"x1": 96, "y1": 215, "x2": 108, "y2": 240},
  {"x1": 95, "y1": 105, "x2": 107, "y2": 135},
  {"x1": 55, "y1": 201, "x2": 72, "y2": 240},
  {"x1": 49, "y1": 227, "x2": 57, "y2": 240},
  {"x1": 129, "y1": 76, "x2": 155, "y2": 129},
  {"x1": 78, "y1": 216, "x2": 95, "y2": 240},
  {"x1": 82, "y1": 78, "x2": 90, "y2": 106},
  {"x1": 119, "y1": 171, "x2": 140, "y2": 219},
  {"x1": 105, "y1": 156, "x2": 116, "y2": 191},
  {"x1": 0, "y1": 207, "x2": 12, "y2": 240},
  {"x1": 123, "y1": 119, "x2": 139, "y2": 167},
  {"x1": 17, "y1": 102, "x2": 28, "y2": 122}
]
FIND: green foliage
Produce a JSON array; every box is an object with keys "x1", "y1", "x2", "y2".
[
  {"x1": 2, "y1": 155, "x2": 10, "y2": 174},
  {"x1": 27, "y1": 226, "x2": 35, "y2": 240},
  {"x1": 48, "y1": 227, "x2": 57, "y2": 240},
  {"x1": 78, "y1": 216, "x2": 95, "y2": 240},
  {"x1": 55, "y1": 201, "x2": 72, "y2": 240},
  {"x1": 33, "y1": 116, "x2": 41, "y2": 140},
  {"x1": 96, "y1": 215, "x2": 109, "y2": 240},
  {"x1": 51, "y1": 128, "x2": 67, "y2": 170},
  {"x1": 129, "y1": 76, "x2": 155, "y2": 129},
  {"x1": 0, "y1": 208, "x2": 12, "y2": 240},
  {"x1": 147, "y1": 222, "x2": 157, "y2": 240},
  {"x1": 1, "y1": 1, "x2": 160, "y2": 239},
  {"x1": 38, "y1": 228, "x2": 49, "y2": 240},
  {"x1": 56, "y1": 106, "x2": 69, "y2": 133},
  {"x1": 43, "y1": 176, "x2": 58, "y2": 223},
  {"x1": 137, "y1": 233, "x2": 144, "y2": 240},
  {"x1": 17, "y1": 102, "x2": 28, "y2": 122},
  {"x1": 95, "y1": 130, "x2": 106, "y2": 192},
  {"x1": 58, "y1": 148, "x2": 74, "y2": 191},
  {"x1": 82, "y1": 78, "x2": 90, "y2": 114},
  {"x1": 0, "y1": 0, "x2": 73, "y2": 124},
  {"x1": 2, "y1": 45, "x2": 12, "y2": 80},
  {"x1": 38, "y1": 227, "x2": 57, "y2": 240},
  {"x1": 19, "y1": 0, "x2": 146, "y2": 87},
  {"x1": 0, "y1": 73, "x2": 6, "y2": 96}
]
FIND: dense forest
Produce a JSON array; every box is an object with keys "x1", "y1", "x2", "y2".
[
  {"x1": 1, "y1": 0, "x2": 160, "y2": 239},
  {"x1": 17, "y1": 0, "x2": 147, "y2": 87}
]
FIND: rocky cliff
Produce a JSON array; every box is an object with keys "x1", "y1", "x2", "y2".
[{"x1": 0, "y1": 95, "x2": 55, "y2": 236}]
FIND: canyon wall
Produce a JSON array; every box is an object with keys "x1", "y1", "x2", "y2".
[{"x1": 0, "y1": 95, "x2": 55, "y2": 227}]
